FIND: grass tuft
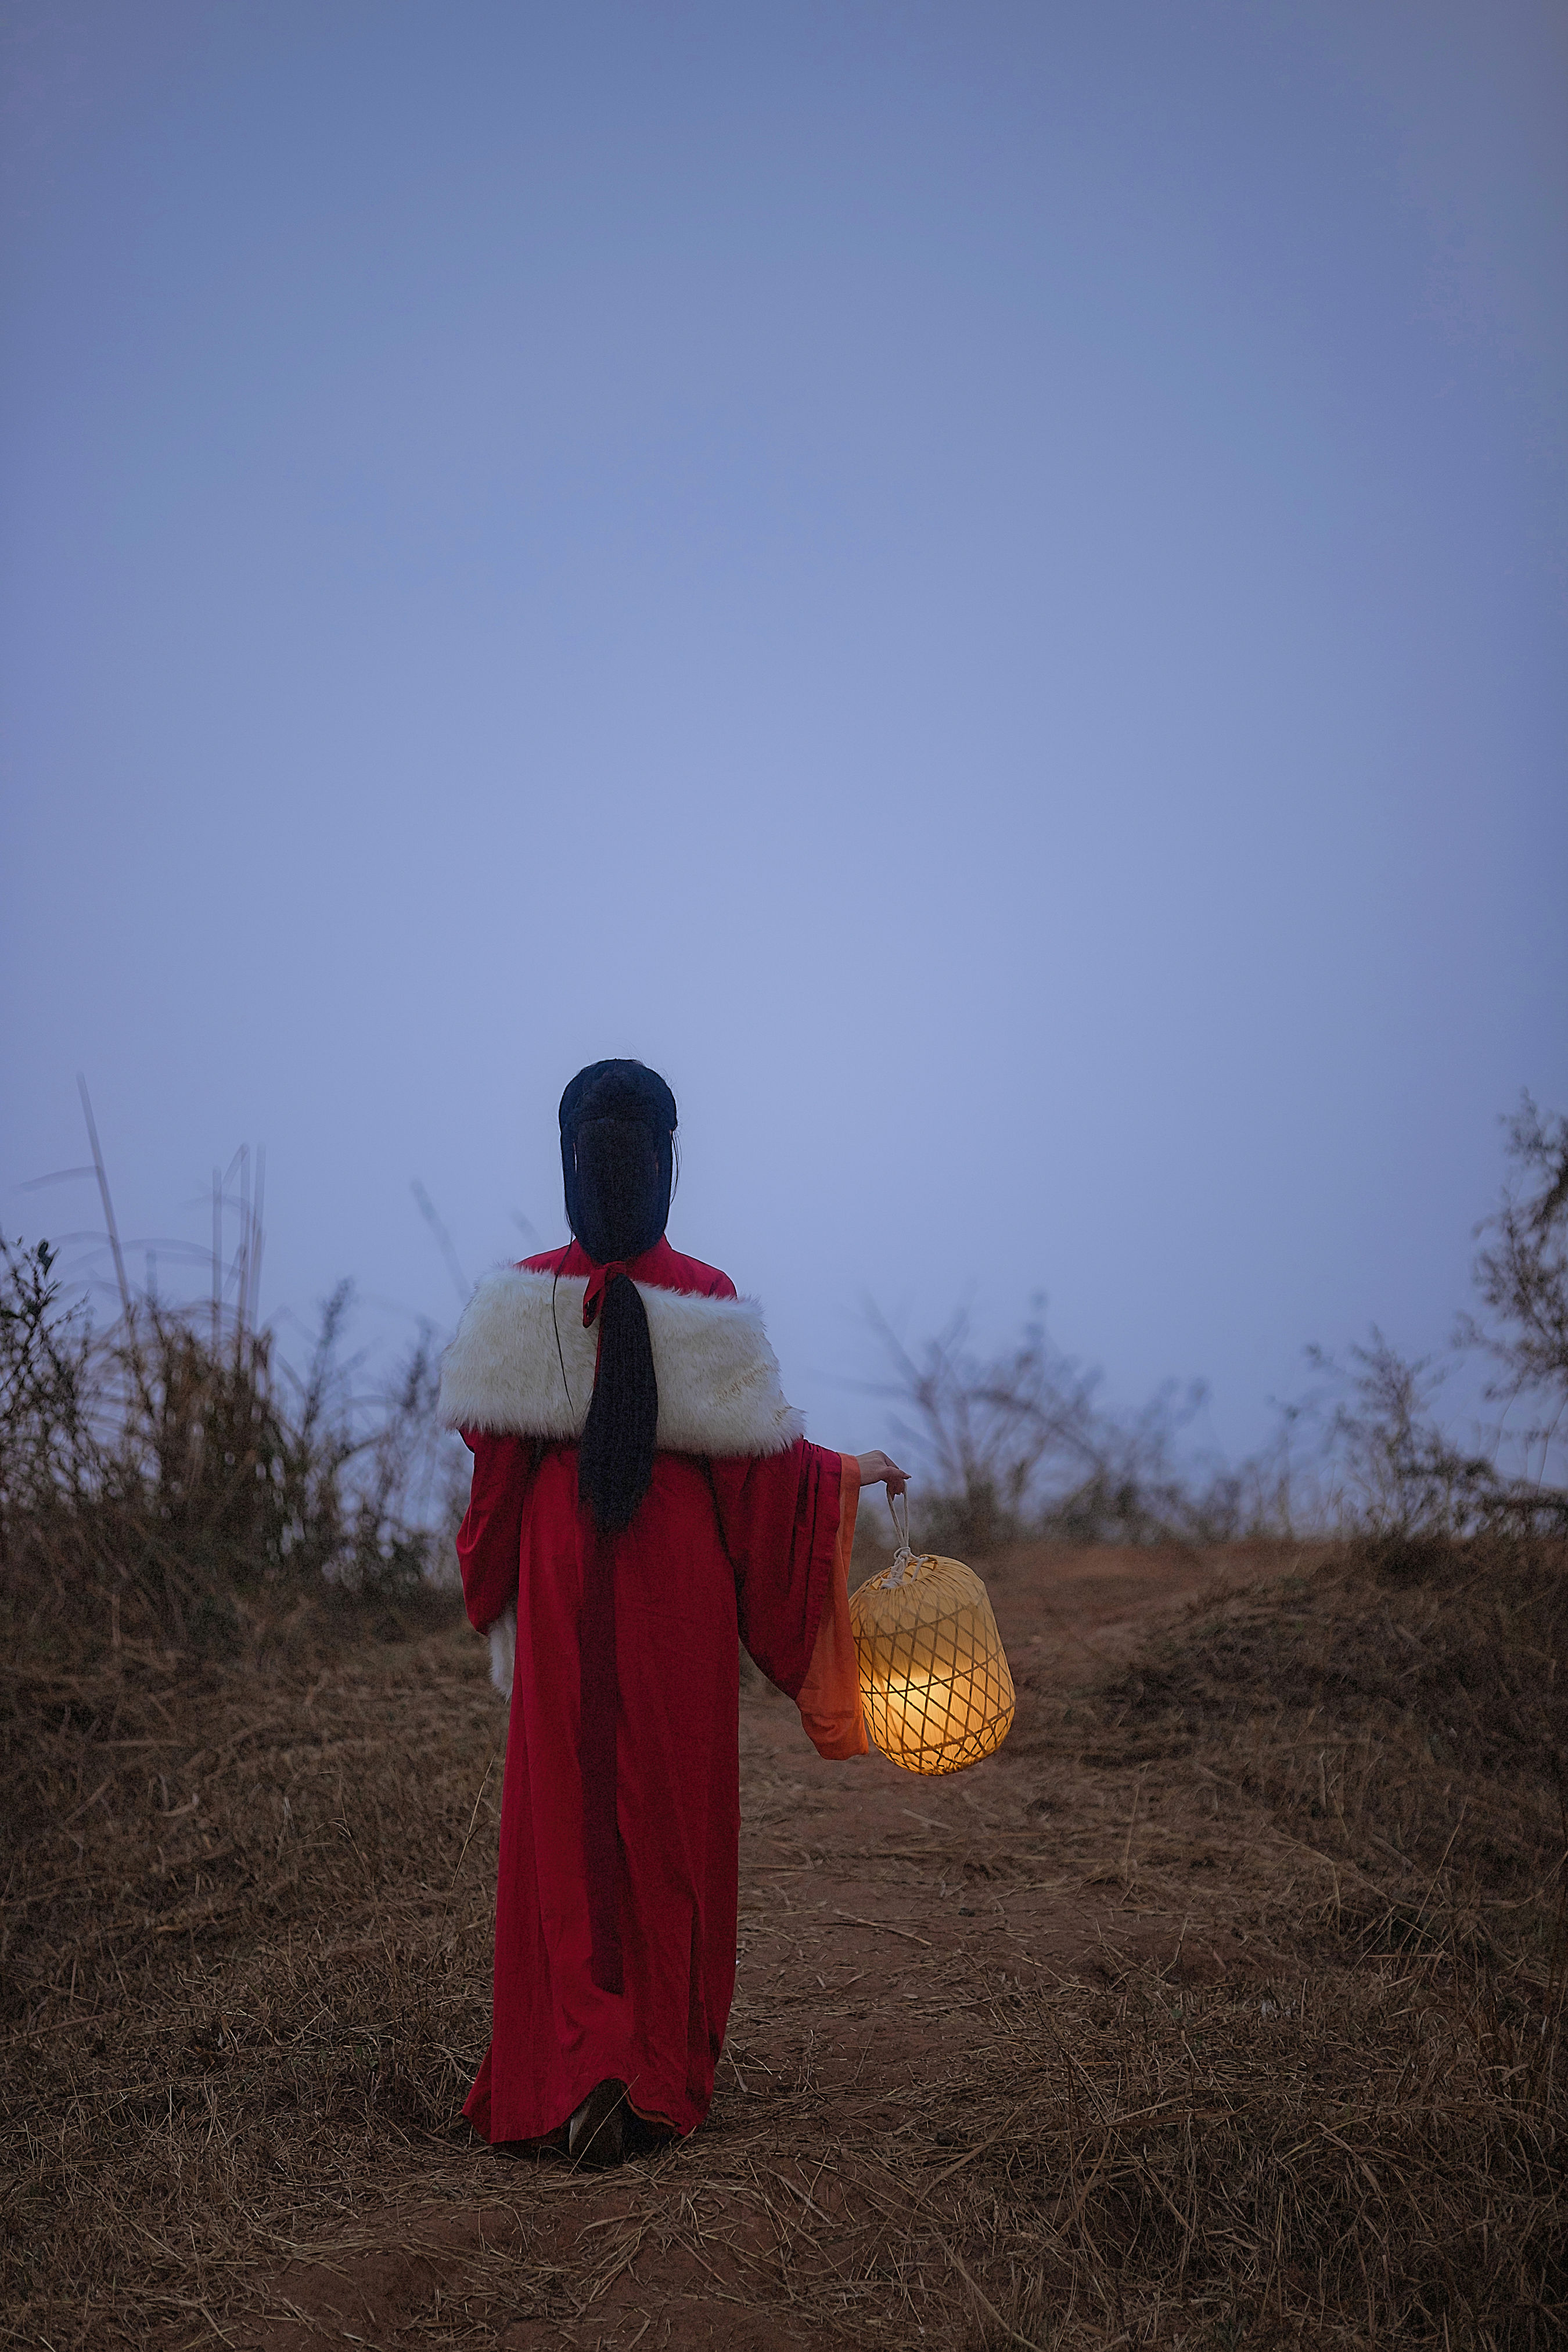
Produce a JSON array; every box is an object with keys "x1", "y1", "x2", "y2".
[{"x1": 2, "y1": 1529, "x2": 1563, "y2": 2347}]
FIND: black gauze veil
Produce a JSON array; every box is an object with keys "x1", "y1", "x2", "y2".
[{"x1": 559, "y1": 1061, "x2": 678, "y2": 1533}]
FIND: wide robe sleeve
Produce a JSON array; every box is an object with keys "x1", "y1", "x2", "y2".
[
  {"x1": 707, "y1": 1440, "x2": 868, "y2": 1761},
  {"x1": 456, "y1": 1431, "x2": 537, "y2": 1633}
]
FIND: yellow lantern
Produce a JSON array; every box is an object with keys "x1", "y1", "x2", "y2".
[{"x1": 849, "y1": 1495, "x2": 1015, "y2": 1774}]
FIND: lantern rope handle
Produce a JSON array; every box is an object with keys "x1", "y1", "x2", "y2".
[{"x1": 884, "y1": 1484, "x2": 915, "y2": 1583}]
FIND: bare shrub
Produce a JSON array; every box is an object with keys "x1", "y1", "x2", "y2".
[
  {"x1": 0, "y1": 1238, "x2": 95, "y2": 1530},
  {"x1": 1303, "y1": 1329, "x2": 1501, "y2": 1542},
  {"x1": 866, "y1": 1300, "x2": 1100, "y2": 1554},
  {"x1": 1297, "y1": 1105, "x2": 1568, "y2": 1545},
  {"x1": 881, "y1": 1102, "x2": 1568, "y2": 1555},
  {"x1": 1463, "y1": 1091, "x2": 1568, "y2": 1501},
  {"x1": 0, "y1": 1233, "x2": 463, "y2": 1658},
  {"x1": 868, "y1": 1297, "x2": 1293, "y2": 1555}
]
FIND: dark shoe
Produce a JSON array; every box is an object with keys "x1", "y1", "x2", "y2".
[
  {"x1": 568, "y1": 2077, "x2": 629, "y2": 2168},
  {"x1": 625, "y1": 2107, "x2": 678, "y2": 2158}
]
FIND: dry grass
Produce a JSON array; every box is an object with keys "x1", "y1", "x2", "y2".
[
  {"x1": 1089, "y1": 1532, "x2": 1567, "y2": 1973},
  {"x1": 2, "y1": 1533, "x2": 1563, "y2": 2349},
  {"x1": 0, "y1": 1595, "x2": 494, "y2": 2338}
]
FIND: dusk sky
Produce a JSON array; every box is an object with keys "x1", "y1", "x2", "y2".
[{"x1": 3, "y1": 1, "x2": 1564, "y2": 1483}]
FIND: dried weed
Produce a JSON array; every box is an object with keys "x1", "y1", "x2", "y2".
[{"x1": 1, "y1": 1533, "x2": 1563, "y2": 2350}]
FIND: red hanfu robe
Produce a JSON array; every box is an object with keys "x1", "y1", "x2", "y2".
[{"x1": 444, "y1": 1238, "x2": 866, "y2": 2145}]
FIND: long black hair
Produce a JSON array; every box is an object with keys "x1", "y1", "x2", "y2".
[{"x1": 559, "y1": 1059, "x2": 678, "y2": 1533}]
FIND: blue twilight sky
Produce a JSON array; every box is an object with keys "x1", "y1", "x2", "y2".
[{"x1": 2, "y1": 0, "x2": 1564, "y2": 1470}]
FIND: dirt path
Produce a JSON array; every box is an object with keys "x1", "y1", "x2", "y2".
[{"x1": 242, "y1": 1545, "x2": 1256, "y2": 2351}]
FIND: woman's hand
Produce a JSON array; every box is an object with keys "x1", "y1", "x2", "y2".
[{"x1": 854, "y1": 1450, "x2": 908, "y2": 1497}]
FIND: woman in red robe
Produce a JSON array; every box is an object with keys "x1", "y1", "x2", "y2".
[{"x1": 439, "y1": 1060, "x2": 905, "y2": 2165}]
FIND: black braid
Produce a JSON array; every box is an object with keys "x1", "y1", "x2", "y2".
[
  {"x1": 558, "y1": 1062, "x2": 678, "y2": 1534},
  {"x1": 577, "y1": 1272, "x2": 659, "y2": 1533}
]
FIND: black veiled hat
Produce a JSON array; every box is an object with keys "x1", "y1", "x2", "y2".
[{"x1": 558, "y1": 1059, "x2": 678, "y2": 1265}]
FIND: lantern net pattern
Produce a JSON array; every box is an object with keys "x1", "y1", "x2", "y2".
[{"x1": 849, "y1": 1547, "x2": 1016, "y2": 1776}]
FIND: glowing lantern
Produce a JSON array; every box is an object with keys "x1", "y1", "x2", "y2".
[{"x1": 849, "y1": 1497, "x2": 1015, "y2": 1774}]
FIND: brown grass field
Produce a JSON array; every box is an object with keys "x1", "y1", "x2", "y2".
[{"x1": 3, "y1": 1531, "x2": 1563, "y2": 2350}]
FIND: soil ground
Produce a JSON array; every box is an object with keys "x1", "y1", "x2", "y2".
[
  {"x1": 6, "y1": 1533, "x2": 1560, "y2": 2350},
  {"x1": 245, "y1": 1545, "x2": 1278, "y2": 2350}
]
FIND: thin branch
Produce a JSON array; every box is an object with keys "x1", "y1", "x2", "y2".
[{"x1": 77, "y1": 1077, "x2": 130, "y2": 1319}]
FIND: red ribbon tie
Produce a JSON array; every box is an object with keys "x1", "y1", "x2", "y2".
[{"x1": 582, "y1": 1261, "x2": 631, "y2": 1328}]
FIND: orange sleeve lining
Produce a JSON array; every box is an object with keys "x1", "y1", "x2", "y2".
[{"x1": 794, "y1": 1457, "x2": 869, "y2": 1761}]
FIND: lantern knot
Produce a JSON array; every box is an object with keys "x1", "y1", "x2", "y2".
[{"x1": 883, "y1": 1486, "x2": 918, "y2": 1584}]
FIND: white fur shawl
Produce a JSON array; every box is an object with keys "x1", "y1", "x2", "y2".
[{"x1": 437, "y1": 1268, "x2": 804, "y2": 1460}]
